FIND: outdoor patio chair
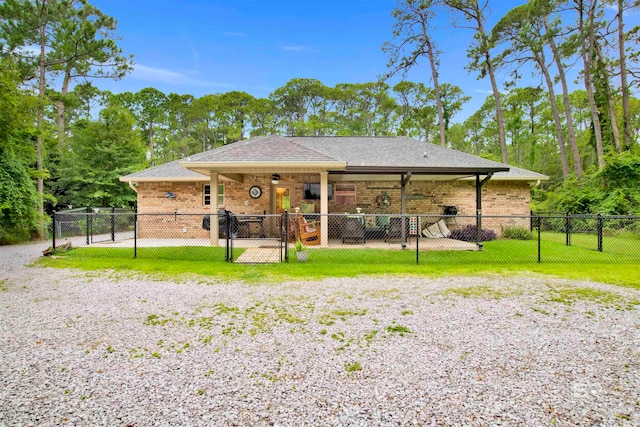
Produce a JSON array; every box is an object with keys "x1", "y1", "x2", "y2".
[
  {"x1": 297, "y1": 216, "x2": 321, "y2": 245},
  {"x1": 342, "y1": 216, "x2": 365, "y2": 244},
  {"x1": 385, "y1": 217, "x2": 408, "y2": 242}
]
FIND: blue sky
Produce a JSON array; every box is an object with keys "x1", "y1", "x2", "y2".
[{"x1": 90, "y1": 0, "x2": 569, "y2": 123}]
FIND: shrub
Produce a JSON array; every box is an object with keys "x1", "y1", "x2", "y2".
[
  {"x1": 450, "y1": 225, "x2": 496, "y2": 242},
  {"x1": 502, "y1": 226, "x2": 533, "y2": 240}
]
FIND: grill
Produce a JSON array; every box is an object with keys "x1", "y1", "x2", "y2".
[{"x1": 444, "y1": 205, "x2": 458, "y2": 216}]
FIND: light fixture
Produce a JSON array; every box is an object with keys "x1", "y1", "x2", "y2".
[{"x1": 271, "y1": 174, "x2": 280, "y2": 185}]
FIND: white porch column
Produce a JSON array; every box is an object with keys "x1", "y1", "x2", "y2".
[
  {"x1": 320, "y1": 171, "x2": 329, "y2": 247},
  {"x1": 210, "y1": 173, "x2": 219, "y2": 246}
]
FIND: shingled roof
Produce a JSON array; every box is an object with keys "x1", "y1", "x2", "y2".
[{"x1": 121, "y1": 135, "x2": 548, "y2": 181}]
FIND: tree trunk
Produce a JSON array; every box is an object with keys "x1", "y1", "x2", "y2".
[
  {"x1": 546, "y1": 17, "x2": 582, "y2": 178},
  {"x1": 595, "y1": 43, "x2": 622, "y2": 153},
  {"x1": 475, "y1": 9, "x2": 508, "y2": 164},
  {"x1": 579, "y1": 1, "x2": 605, "y2": 168},
  {"x1": 618, "y1": 0, "x2": 632, "y2": 149},
  {"x1": 538, "y1": 52, "x2": 570, "y2": 179},
  {"x1": 56, "y1": 69, "x2": 71, "y2": 146},
  {"x1": 485, "y1": 55, "x2": 508, "y2": 164},
  {"x1": 426, "y1": 37, "x2": 446, "y2": 147},
  {"x1": 607, "y1": 87, "x2": 622, "y2": 154},
  {"x1": 36, "y1": 0, "x2": 49, "y2": 237}
]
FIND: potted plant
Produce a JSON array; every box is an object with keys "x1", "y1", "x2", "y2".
[{"x1": 294, "y1": 239, "x2": 308, "y2": 262}]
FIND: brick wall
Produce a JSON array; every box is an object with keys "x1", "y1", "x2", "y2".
[
  {"x1": 133, "y1": 176, "x2": 532, "y2": 238},
  {"x1": 329, "y1": 180, "x2": 531, "y2": 216}
]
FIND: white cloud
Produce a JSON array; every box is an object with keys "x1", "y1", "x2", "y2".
[
  {"x1": 133, "y1": 64, "x2": 232, "y2": 88},
  {"x1": 283, "y1": 45, "x2": 315, "y2": 52},
  {"x1": 475, "y1": 89, "x2": 493, "y2": 95}
]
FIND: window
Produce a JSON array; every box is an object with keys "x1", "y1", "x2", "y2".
[
  {"x1": 334, "y1": 183, "x2": 356, "y2": 205},
  {"x1": 204, "y1": 184, "x2": 224, "y2": 206},
  {"x1": 303, "y1": 183, "x2": 333, "y2": 200}
]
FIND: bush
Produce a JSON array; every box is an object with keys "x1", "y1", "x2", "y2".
[
  {"x1": 502, "y1": 226, "x2": 533, "y2": 240},
  {"x1": 450, "y1": 225, "x2": 496, "y2": 242}
]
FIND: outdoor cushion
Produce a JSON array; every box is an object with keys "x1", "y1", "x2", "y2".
[
  {"x1": 376, "y1": 216, "x2": 390, "y2": 228},
  {"x1": 422, "y1": 219, "x2": 451, "y2": 239},
  {"x1": 436, "y1": 219, "x2": 451, "y2": 237},
  {"x1": 364, "y1": 216, "x2": 376, "y2": 229}
]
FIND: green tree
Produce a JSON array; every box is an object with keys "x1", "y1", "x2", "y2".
[
  {"x1": 218, "y1": 91, "x2": 255, "y2": 141},
  {"x1": 491, "y1": 2, "x2": 571, "y2": 178},
  {"x1": 392, "y1": 81, "x2": 435, "y2": 139},
  {"x1": 0, "y1": 0, "x2": 58, "y2": 236},
  {"x1": 384, "y1": 0, "x2": 447, "y2": 146},
  {"x1": 166, "y1": 93, "x2": 197, "y2": 161},
  {"x1": 59, "y1": 106, "x2": 146, "y2": 207},
  {"x1": 269, "y1": 78, "x2": 329, "y2": 136},
  {"x1": 539, "y1": 0, "x2": 583, "y2": 179},
  {"x1": 439, "y1": 83, "x2": 470, "y2": 133},
  {"x1": 0, "y1": 59, "x2": 40, "y2": 243},
  {"x1": 47, "y1": 1, "x2": 132, "y2": 146},
  {"x1": 445, "y1": 0, "x2": 509, "y2": 163},
  {"x1": 110, "y1": 88, "x2": 168, "y2": 166},
  {"x1": 248, "y1": 98, "x2": 277, "y2": 136},
  {"x1": 572, "y1": 0, "x2": 607, "y2": 168},
  {"x1": 0, "y1": 0, "x2": 130, "y2": 235}
]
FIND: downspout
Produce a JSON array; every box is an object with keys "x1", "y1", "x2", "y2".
[
  {"x1": 476, "y1": 173, "x2": 493, "y2": 249},
  {"x1": 128, "y1": 181, "x2": 138, "y2": 193},
  {"x1": 401, "y1": 172, "x2": 412, "y2": 249}
]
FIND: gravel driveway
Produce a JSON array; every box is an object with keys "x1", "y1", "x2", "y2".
[{"x1": 0, "y1": 243, "x2": 639, "y2": 426}]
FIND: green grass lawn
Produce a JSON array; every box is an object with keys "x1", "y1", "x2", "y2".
[
  {"x1": 541, "y1": 231, "x2": 640, "y2": 259},
  {"x1": 38, "y1": 238, "x2": 640, "y2": 289}
]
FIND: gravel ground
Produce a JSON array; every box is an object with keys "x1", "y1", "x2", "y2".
[{"x1": 0, "y1": 244, "x2": 639, "y2": 426}]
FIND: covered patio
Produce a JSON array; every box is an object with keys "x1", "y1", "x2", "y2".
[
  {"x1": 174, "y1": 136, "x2": 525, "y2": 248},
  {"x1": 120, "y1": 136, "x2": 547, "y2": 248}
]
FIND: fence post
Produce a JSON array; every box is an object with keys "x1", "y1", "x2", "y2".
[
  {"x1": 284, "y1": 210, "x2": 289, "y2": 263},
  {"x1": 86, "y1": 206, "x2": 90, "y2": 245},
  {"x1": 225, "y1": 210, "x2": 231, "y2": 262},
  {"x1": 415, "y1": 215, "x2": 419, "y2": 265},
  {"x1": 111, "y1": 206, "x2": 115, "y2": 241},
  {"x1": 52, "y1": 210, "x2": 57, "y2": 252},
  {"x1": 476, "y1": 211, "x2": 483, "y2": 250},
  {"x1": 530, "y1": 210, "x2": 533, "y2": 232},
  {"x1": 597, "y1": 213, "x2": 603, "y2": 252},
  {"x1": 537, "y1": 215, "x2": 541, "y2": 263},
  {"x1": 565, "y1": 212, "x2": 571, "y2": 246},
  {"x1": 133, "y1": 208, "x2": 137, "y2": 259}
]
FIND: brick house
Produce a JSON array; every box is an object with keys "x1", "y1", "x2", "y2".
[{"x1": 120, "y1": 135, "x2": 548, "y2": 245}]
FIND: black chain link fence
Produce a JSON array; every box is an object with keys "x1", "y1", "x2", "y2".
[
  {"x1": 52, "y1": 210, "x2": 640, "y2": 265},
  {"x1": 52, "y1": 207, "x2": 135, "y2": 246}
]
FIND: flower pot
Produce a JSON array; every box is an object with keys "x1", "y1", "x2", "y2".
[{"x1": 296, "y1": 251, "x2": 308, "y2": 262}]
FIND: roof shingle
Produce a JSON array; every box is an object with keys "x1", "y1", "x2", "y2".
[{"x1": 120, "y1": 135, "x2": 548, "y2": 180}]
